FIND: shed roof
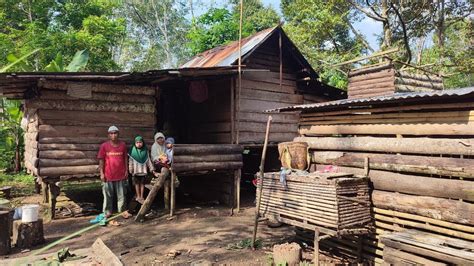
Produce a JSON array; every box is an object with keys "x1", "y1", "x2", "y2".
[
  {"x1": 267, "y1": 87, "x2": 474, "y2": 113},
  {"x1": 0, "y1": 66, "x2": 244, "y2": 99},
  {"x1": 181, "y1": 26, "x2": 320, "y2": 79}
]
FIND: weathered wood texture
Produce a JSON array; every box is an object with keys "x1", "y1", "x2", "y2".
[
  {"x1": 27, "y1": 81, "x2": 156, "y2": 179},
  {"x1": 294, "y1": 97, "x2": 474, "y2": 263},
  {"x1": 12, "y1": 219, "x2": 46, "y2": 249},
  {"x1": 347, "y1": 64, "x2": 443, "y2": 98},
  {"x1": 172, "y1": 144, "x2": 243, "y2": 173},
  {"x1": 381, "y1": 230, "x2": 474, "y2": 265},
  {"x1": 258, "y1": 172, "x2": 371, "y2": 232},
  {"x1": 0, "y1": 210, "x2": 13, "y2": 255}
]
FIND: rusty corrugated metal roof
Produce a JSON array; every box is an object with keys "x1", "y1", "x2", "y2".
[
  {"x1": 181, "y1": 26, "x2": 278, "y2": 68},
  {"x1": 267, "y1": 87, "x2": 474, "y2": 112}
]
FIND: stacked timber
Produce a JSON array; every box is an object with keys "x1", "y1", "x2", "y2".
[
  {"x1": 172, "y1": 144, "x2": 243, "y2": 173},
  {"x1": 293, "y1": 97, "x2": 474, "y2": 264},
  {"x1": 258, "y1": 172, "x2": 372, "y2": 233},
  {"x1": 348, "y1": 63, "x2": 444, "y2": 99},
  {"x1": 27, "y1": 80, "x2": 156, "y2": 179}
]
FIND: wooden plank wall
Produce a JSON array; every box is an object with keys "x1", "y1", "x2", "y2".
[
  {"x1": 295, "y1": 99, "x2": 474, "y2": 264},
  {"x1": 27, "y1": 80, "x2": 156, "y2": 179},
  {"x1": 348, "y1": 63, "x2": 395, "y2": 99},
  {"x1": 186, "y1": 78, "x2": 232, "y2": 144},
  {"x1": 24, "y1": 109, "x2": 38, "y2": 176}
]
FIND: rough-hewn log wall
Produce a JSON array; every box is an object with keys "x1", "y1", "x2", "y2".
[
  {"x1": 348, "y1": 64, "x2": 444, "y2": 99},
  {"x1": 27, "y1": 80, "x2": 156, "y2": 179},
  {"x1": 348, "y1": 63, "x2": 395, "y2": 99},
  {"x1": 295, "y1": 98, "x2": 474, "y2": 263}
]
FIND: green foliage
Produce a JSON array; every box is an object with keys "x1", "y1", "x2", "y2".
[
  {"x1": 282, "y1": 0, "x2": 365, "y2": 89},
  {"x1": 45, "y1": 50, "x2": 90, "y2": 72},
  {"x1": 0, "y1": 0, "x2": 125, "y2": 72},
  {"x1": 226, "y1": 238, "x2": 262, "y2": 250},
  {"x1": 0, "y1": 99, "x2": 24, "y2": 172},
  {"x1": 187, "y1": 0, "x2": 280, "y2": 55}
]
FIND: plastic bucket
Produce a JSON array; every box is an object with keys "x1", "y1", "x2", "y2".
[
  {"x1": 0, "y1": 198, "x2": 11, "y2": 209},
  {"x1": 21, "y1": 204, "x2": 39, "y2": 223}
]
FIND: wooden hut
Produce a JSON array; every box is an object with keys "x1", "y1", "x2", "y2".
[
  {"x1": 270, "y1": 87, "x2": 474, "y2": 264},
  {"x1": 0, "y1": 26, "x2": 344, "y2": 216}
]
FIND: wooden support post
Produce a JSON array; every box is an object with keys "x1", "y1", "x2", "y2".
[
  {"x1": 357, "y1": 236, "x2": 363, "y2": 263},
  {"x1": 170, "y1": 171, "x2": 176, "y2": 217},
  {"x1": 314, "y1": 229, "x2": 320, "y2": 266},
  {"x1": 135, "y1": 170, "x2": 169, "y2": 222},
  {"x1": 48, "y1": 182, "x2": 60, "y2": 220},
  {"x1": 0, "y1": 210, "x2": 13, "y2": 255},
  {"x1": 164, "y1": 179, "x2": 170, "y2": 210},
  {"x1": 364, "y1": 157, "x2": 370, "y2": 176},
  {"x1": 234, "y1": 169, "x2": 241, "y2": 213},
  {"x1": 42, "y1": 181, "x2": 49, "y2": 204}
]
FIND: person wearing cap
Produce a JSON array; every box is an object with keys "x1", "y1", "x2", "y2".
[{"x1": 97, "y1": 125, "x2": 132, "y2": 219}]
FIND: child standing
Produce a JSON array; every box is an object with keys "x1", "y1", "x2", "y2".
[{"x1": 128, "y1": 136, "x2": 156, "y2": 204}]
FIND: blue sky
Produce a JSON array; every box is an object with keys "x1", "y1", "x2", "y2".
[{"x1": 197, "y1": 0, "x2": 382, "y2": 50}]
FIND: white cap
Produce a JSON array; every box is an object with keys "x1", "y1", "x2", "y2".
[{"x1": 108, "y1": 125, "x2": 119, "y2": 132}]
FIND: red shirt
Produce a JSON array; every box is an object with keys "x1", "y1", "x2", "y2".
[{"x1": 97, "y1": 141, "x2": 128, "y2": 182}]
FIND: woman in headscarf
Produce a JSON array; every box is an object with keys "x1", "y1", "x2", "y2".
[
  {"x1": 128, "y1": 135, "x2": 156, "y2": 203},
  {"x1": 151, "y1": 132, "x2": 166, "y2": 163}
]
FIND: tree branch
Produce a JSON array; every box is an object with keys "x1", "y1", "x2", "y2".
[
  {"x1": 390, "y1": 2, "x2": 412, "y2": 64},
  {"x1": 348, "y1": 0, "x2": 387, "y2": 22}
]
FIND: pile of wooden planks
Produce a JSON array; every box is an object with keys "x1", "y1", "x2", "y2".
[
  {"x1": 381, "y1": 230, "x2": 474, "y2": 265},
  {"x1": 347, "y1": 63, "x2": 443, "y2": 99},
  {"x1": 293, "y1": 96, "x2": 474, "y2": 264},
  {"x1": 258, "y1": 172, "x2": 371, "y2": 233},
  {"x1": 25, "y1": 80, "x2": 156, "y2": 179}
]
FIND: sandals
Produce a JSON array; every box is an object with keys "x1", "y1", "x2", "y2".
[
  {"x1": 108, "y1": 220, "x2": 121, "y2": 226},
  {"x1": 122, "y1": 211, "x2": 133, "y2": 219}
]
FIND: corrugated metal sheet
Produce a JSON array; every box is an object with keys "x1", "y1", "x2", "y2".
[
  {"x1": 181, "y1": 27, "x2": 278, "y2": 68},
  {"x1": 267, "y1": 87, "x2": 474, "y2": 112}
]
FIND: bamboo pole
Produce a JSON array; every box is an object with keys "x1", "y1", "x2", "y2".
[{"x1": 252, "y1": 115, "x2": 272, "y2": 248}]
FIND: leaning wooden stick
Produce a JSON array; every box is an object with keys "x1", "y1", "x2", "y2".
[
  {"x1": 135, "y1": 170, "x2": 169, "y2": 222},
  {"x1": 252, "y1": 115, "x2": 272, "y2": 248}
]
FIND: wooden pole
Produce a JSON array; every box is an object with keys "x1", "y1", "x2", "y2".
[
  {"x1": 314, "y1": 229, "x2": 320, "y2": 266},
  {"x1": 234, "y1": 169, "x2": 241, "y2": 212},
  {"x1": 252, "y1": 116, "x2": 272, "y2": 248},
  {"x1": 170, "y1": 170, "x2": 175, "y2": 217},
  {"x1": 236, "y1": 0, "x2": 243, "y2": 144}
]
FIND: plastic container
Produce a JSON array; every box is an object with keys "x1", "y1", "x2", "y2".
[{"x1": 21, "y1": 204, "x2": 39, "y2": 223}]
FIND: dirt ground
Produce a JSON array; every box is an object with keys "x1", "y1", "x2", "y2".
[{"x1": 2, "y1": 190, "x2": 306, "y2": 265}]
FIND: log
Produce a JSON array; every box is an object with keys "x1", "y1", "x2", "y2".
[
  {"x1": 39, "y1": 165, "x2": 99, "y2": 176},
  {"x1": 295, "y1": 136, "x2": 474, "y2": 156},
  {"x1": 383, "y1": 246, "x2": 447, "y2": 266},
  {"x1": 39, "y1": 119, "x2": 154, "y2": 128},
  {"x1": 174, "y1": 154, "x2": 242, "y2": 164},
  {"x1": 397, "y1": 71, "x2": 443, "y2": 82},
  {"x1": 39, "y1": 150, "x2": 97, "y2": 159},
  {"x1": 38, "y1": 80, "x2": 156, "y2": 96},
  {"x1": 348, "y1": 81, "x2": 395, "y2": 92},
  {"x1": 39, "y1": 137, "x2": 105, "y2": 144},
  {"x1": 349, "y1": 65, "x2": 393, "y2": 77},
  {"x1": 135, "y1": 169, "x2": 169, "y2": 222},
  {"x1": 39, "y1": 109, "x2": 155, "y2": 124},
  {"x1": 27, "y1": 99, "x2": 154, "y2": 113},
  {"x1": 38, "y1": 125, "x2": 155, "y2": 139},
  {"x1": 39, "y1": 158, "x2": 98, "y2": 167},
  {"x1": 371, "y1": 190, "x2": 474, "y2": 225},
  {"x1": 39, "y1": 143, "x2": 100, "y2": 151},
  {"x1": 395, "y1": 85, "x2": 442, "y2": 92},
  {"x1": 311, "y1": 151, "x2": 474, "y2": 179},
  {"x1": 395, "y1": 77, "x2": 443, "y2": 89},
  {"x1": 0, "y1": 210, "x2": 13, "y2": 255},
  {"x1": 173, "y1": 145, "x2": 243, "y2": 155},
  {"x1": 12, "y1": 219, "x2": 45, "y2": 249},
  {"x1": 298, "y1": 122, "x2": 474, "y2": 136},
  {"x1": 172, "y1": 161, "x2": 243, "y2": 172},
  {"x1": 315, "y1": 165, "x2": 474, "y2": 200},
  {"x1": 348, "y1": 75, "x2": 395, "y2": 87},
  {"x1": 39, "y1": 89, "x2": 155, "y2": 104}
]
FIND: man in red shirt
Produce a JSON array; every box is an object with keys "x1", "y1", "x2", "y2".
[{"x1": 98, "y1": 125, "x2": 131, "y2": 218}]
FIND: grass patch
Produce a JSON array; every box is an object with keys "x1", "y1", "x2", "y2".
[
  {"x1": 226, "y1": 238, "x2": 262, "y2": 250},
  {"x1": 0, "y1": 171, "x2": 35, "y2": 197}
]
